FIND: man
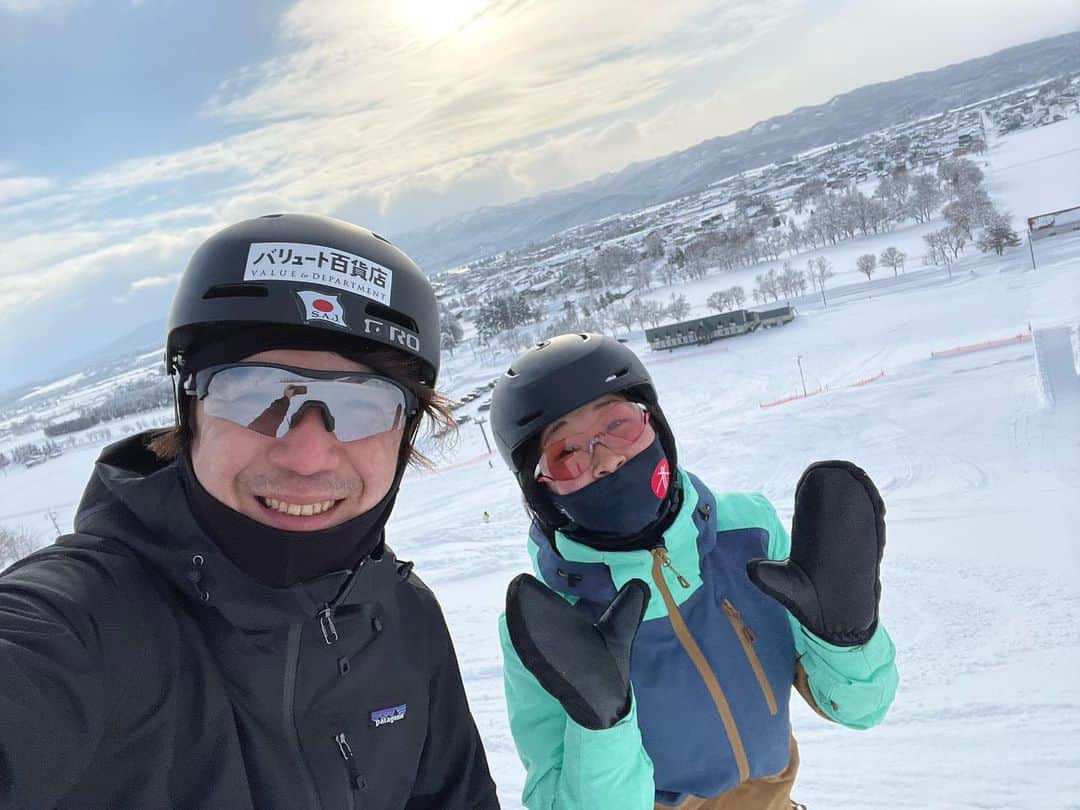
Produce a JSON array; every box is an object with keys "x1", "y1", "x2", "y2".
[{"x1": 0, "y1": 214, "x2": 499, "y2": 809}]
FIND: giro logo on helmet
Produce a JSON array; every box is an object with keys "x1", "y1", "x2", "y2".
[
  {"x1": 362, "y1": 316, "x2": 421, "y2": 353},
  {"x1": 296, "y1": 290, "x2": 348, "y2": 328}
]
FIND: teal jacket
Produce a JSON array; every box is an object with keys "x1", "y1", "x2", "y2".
[{"x1": 499, "y1": 468, "x2": 898, "y2": 809}]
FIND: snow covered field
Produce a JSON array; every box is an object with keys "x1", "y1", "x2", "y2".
[{"x1": 1, "y1": 119, "x2": 1078, "y2": 808}]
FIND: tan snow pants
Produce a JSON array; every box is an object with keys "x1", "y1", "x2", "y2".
[{"x1": 655, "y1": 736, "x2": 800, "y2": 810}]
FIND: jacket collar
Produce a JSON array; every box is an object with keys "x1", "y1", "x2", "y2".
[
  {"x1": 529, "y1": 468, "x2": 716, "y2": 620},
  {"x1": 72, "y1": 431, "x2": 406, "y2": 631}
]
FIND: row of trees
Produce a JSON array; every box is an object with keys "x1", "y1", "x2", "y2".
[
  {"x1": 918, "y1": 158, "x2": 1021, "y2": 273},
  {"x1": 473, "y1": 293, "x2": 542, "y2": 343},
  {"x1": 750, "y1": 258, "x2": 837, "y2": 306},
  {"x1": 600, "y1": 158, "x2": 973, "y2": 293}
]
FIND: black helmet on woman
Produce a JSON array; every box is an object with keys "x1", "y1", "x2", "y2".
[{"x1": 490, "y1": 332, "x2": 679, "y2": 538}]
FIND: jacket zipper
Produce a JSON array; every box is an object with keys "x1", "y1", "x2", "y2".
[
  {"x1": 284, "y1": 622, "x2": 324, "y2": 810},
  {"x1": 334, "y1": 730, "x2": 366, "y2": 806},
  {"x1": 722, "y1": 599, "x2": 779, "y2": 716},
  {"x1": 649, "y1": 548, "x2": 750, "y2": 783}
]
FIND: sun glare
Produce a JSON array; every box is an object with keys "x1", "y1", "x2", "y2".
[{"x1": 398, "y1": 0, "x2": 488, "y2": 40}]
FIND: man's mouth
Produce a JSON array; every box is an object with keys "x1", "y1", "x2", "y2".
[{"x1": 258, "y1": 496, "x2": 342, "y2": 517}]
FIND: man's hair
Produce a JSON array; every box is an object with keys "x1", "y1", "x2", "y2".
[{"x1": 147, "y1": 346, "x2": 456, "y2": 467}]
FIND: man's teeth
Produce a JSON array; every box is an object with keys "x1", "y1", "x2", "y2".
[{"x1": 261, "y1": 497, "x2": 337, "y2": 516}]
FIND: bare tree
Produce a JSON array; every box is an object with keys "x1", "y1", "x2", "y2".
[
  {"x1": 592, "y1": 244, "x2": 637, "y2": 288},
  {"x1": 779, "y1": 261, "x2": 804, "y2": 301},
  {"x1": 941, "y1": 225, "x2": 969, "y2": 260},
  {"x1": 909, "y1": 173, "x2": 945, "y2": 223},
  {"x1": 792, "y1": 178, "x2": 826, "y2": 215},
  {"x1": 937, "y1": 157, "x2": 983, "y2": 194},
  {"x1": 874, "y1": 173, "x2": 911, "y2": 218},
  {"x1": 856, "y1": 253, "x2": 877, "y2": 280},
  {"x1": 643, "y1": 230, "x2": 666, "y2": 260},
  {"x1": 729, "y1": 285, "x2": 746, "y2": 309},
  {"x1": 612, "y1": 304, "x2": 636, "y2": 334},
  {"x1": 812, "y1": 257, "x2": 835, "y2": 307},
  {"x1": 879, "y1": 246, "x2": 907, "y2": 276},
  {"x1": 0, "y1": 525, "x2": 41, "y2": 567},
  {"x1": 923, "y1": 229, "x2": 955, "y2": 276},
  {"x1": 641, "y1": 299, "x2": 666, "y2": 328},
  {"x1": 976, "y1": 212, "x2": 1022, "y2": 256},
  {"x1": 668, "y1": 293, "x2": 691, "y2": 322},
  {"x1": 943, "y1": 187, "x2": 994, "y2": 239},
  {"x1": 707, "y1": 290, "x2": 732, "y2": 313}
]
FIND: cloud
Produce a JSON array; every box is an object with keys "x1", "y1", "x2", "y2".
[
  {"x1": 128, "y1": 273, "x2": 180, "y2": 292},
  {"x1": 0, "y1": 177, "x2": 53, "y2": 205},
  {"x1": 0, "y1": 0, "x2": 74, "y2": 13},
  {"x1": 4, "y1": 0, "x2": 1078, "y2": 389}
]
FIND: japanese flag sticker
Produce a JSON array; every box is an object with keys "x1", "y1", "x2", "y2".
[
  {"x1": 296, "y1": 290, "x2": 347, "y2": 329},
  {"x1": 651, "y1": 458, "x2": 670, "y2": 499}
]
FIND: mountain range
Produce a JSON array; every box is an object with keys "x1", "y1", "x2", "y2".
[{"x1": 396, "y1": 30, "x2": 1080, "y2": 271}]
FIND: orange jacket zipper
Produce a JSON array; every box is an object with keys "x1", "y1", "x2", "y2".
[{"x1": 722, "y1": 599, "x2": 779, "y2": 716}]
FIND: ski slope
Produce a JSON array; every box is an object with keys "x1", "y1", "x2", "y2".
[
  {"x1": 395, "y1": 232, "x2": 1080, "y2": 809},
  {"x1": 1, "y1": 119, "x2": 1078, "y2": 809}
]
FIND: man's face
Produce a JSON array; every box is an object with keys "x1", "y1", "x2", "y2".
[
  {"x1": 538, "y1": 394, "x2": 657, "y2": 496},
  {"x1": 190, "y1": 348, "x2": 403, "y2": 531}
]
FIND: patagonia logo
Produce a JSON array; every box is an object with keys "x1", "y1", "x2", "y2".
[{"x1": 370, "y1": 703, "x2": 407, "y2": 727}]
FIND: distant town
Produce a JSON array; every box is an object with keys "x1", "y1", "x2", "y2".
[{"x1": 430, "y1": 73, "x2": 1078, "y2": 357}]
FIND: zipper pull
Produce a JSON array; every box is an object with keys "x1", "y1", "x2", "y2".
[
  {"x1": 653, "y1": 548, "x2": 690, "y2": 589},
  {"x1": 319, "y1": 606, "x2": 339, "y2": 645},
  {"x1": 335, "y1": 731, "x2": 354, "y2": 760},
  {"x1": 335, "y1": 731, "x2": 367, "y2": 792},
  {"x1": 723, "y1": 599, "x2": 756, "y2": 643}
]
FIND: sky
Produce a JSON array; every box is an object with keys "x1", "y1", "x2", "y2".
[{"x1": 1, "y1": 0, "x2": 1078, "y2": 391}]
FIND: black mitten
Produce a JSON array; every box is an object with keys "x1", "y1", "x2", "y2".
[
  {"x1": 747, "y1": 460, "x2": 885, "y2": 646},
  {"x1": 505, "y1": 574, "x2": 649, "y2": 730}
]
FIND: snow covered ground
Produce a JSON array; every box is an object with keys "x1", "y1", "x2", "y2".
[{"x1": 1, "y1": 118, "x2": 1078, "y2": 808}]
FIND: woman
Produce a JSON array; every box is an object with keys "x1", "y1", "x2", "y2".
[{"x1": 490, "y1": 332, "x2": 898, "y2": 810}]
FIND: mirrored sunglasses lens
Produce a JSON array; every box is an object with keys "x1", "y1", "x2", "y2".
[{"x1": 203, "y1": 367, "x2": 407, "y2": 442}]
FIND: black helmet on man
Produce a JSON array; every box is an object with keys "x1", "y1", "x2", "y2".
[{"x1": 166, "y1": 213, "x2": 440, "y2": 386}]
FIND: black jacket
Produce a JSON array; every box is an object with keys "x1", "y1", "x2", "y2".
[{"x1": 0, "y1": 433, "x2": 499, "y2": 809}]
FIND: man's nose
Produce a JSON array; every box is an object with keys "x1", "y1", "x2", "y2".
[
  {"x1": 590, "y1": 440, "x2": 626, "y2": 478},
  {"x1": 269, "y1": 405, "x2": 340, "y2": 474}
]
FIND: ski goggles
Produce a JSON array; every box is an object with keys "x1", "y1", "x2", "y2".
[
  {"x1": 536, "y1": 401, "x2": 650, "y2": 483},
  {"x1": 184, "y1": 363, "x2": 418, "y2": 442}
]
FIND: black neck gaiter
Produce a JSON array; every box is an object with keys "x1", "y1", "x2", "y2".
[
  {"x1": 549, "y1": 437, "x2": 681, "y2": 552},
  {"x1": 177, "y1": 451, "x2": 394, "y2": 587}
]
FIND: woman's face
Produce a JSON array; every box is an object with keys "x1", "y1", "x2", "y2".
[{"x1": 537, "y1": 394, "x2": 657, "y2": 496}]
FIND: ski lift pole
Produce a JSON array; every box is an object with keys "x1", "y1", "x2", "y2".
[
  {"x1": 1028, "y1": 234, "x2": 1036, "y2": 271},
  {"x1": 475, "y1": 417, "x2": 494, "y2": 468}
]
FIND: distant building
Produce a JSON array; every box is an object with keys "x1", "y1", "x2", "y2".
[{"x1": 645, "y1": 305, "x2": 795, "y2": 350}]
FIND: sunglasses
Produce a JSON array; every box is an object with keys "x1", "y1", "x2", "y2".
[
  {"x1": 184, "y1": 363, "x2": 418, "y2": 442},
  {"x1": 536, "y1": 401, "x2": 650, "y2": 483}
]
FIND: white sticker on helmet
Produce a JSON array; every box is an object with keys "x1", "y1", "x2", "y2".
[
  {"x1": 296, "y1": 290, "x2": 348, "y2": 329},
  {"x1": 243, "y1": 242, "x2": 393, "y2": 305}
]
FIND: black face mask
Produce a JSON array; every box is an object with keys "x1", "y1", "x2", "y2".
[
  {"x1": 177, "y1": 450, "x2": 395, "y2": 587},
  {"x1": 548, "y1": 437, "x2": 672, "y2": 545}
]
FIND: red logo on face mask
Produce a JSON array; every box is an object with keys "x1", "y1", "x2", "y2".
[{"x1": 651, "y1": 458, "x2": 670, "y2": 499}]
